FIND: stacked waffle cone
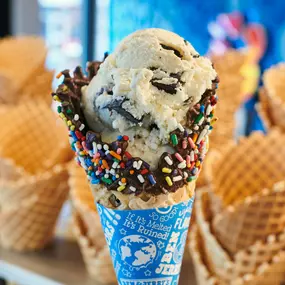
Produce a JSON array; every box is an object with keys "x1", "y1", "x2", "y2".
[
  {"x1": 69, "y1": 163, "x2": 116, "y2": 284},
  {"x1": 197, "y1": 50, "x2": 258, "y2": 188},
  {"x1": 0, "y1": 101, "x2": 72, "y2": 251},
  {"x1": 0, "y1": 36, "x2": 53, "y2": 105},
  {"x1": 189, "y1": 131, "x2": 285, "y2": 284},
  {"x1": 258, "y1": 63, "x2": 285, "y2": 132}
]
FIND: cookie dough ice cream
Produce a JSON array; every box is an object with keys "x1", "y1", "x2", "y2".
[
  {"x1": 82, "y1": 29, "x2": 217, "y2": 166},
  {"x1": 52, "y1": 28, "x2": 219, "y2": 209}
]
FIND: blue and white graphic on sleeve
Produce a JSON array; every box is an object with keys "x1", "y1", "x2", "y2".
[{"x1": 97, "y1": 197, "x2": 194, "y2": 285}]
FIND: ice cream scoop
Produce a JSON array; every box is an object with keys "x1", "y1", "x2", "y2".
[
  {"x1": 52, "y1": 28, "x2": 218, "y2": 209},
  {"x1": 82, "y1": 28, "x2": 217, "y2": 167}
]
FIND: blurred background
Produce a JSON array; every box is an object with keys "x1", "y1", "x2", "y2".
[
  {"x1": 1, "y1": 1, "x2": 285, "y2": 285},
  {"x1": 2, "y1": 0, "x2": 284, "y2": 73}
]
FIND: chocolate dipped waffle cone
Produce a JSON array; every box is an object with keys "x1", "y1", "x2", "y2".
[
  {"x1": 53, "y1": 29, "x2": 220, "y2": 284},
  {"x1": 210, "y1": 130, "x2": 285, "y2": 207},
  {"x1": 73, "y1": 213, "x2": 116, "y2": 284},
  {"x1": 0, "y1": 165, "x2": 69, "y2": 251},
  {"x1": 69, "y1": 163, "x2": 116, "y2": 283},
  {"x1": 0, "y1": 101, "x2": 72, "y2": 178},
  {"x1": 212, "y1": 181, "x2": 285, "y2": 255},
  {"x1": 0, "y1": 36, "x2": 47, "y2": 104}
]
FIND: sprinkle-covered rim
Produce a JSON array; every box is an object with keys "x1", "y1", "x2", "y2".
[{"x1": 52, "y1": 60, "x2": 218, "y2": 207}]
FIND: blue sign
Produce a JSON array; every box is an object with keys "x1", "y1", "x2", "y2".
[{"x1": 97, "y1": 198, "x2": 194, "y2": 285}]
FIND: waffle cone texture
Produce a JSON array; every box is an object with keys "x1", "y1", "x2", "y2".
[
  {"x1": 189, "y1": 189, "x2": 285, "y2": 285},
  {"x1": 69, "y1": 163, "x2": 116, "y2": 283},
  {"x1": 197, "y1": 50, "x2": 251, "y2": 188},
  {"x1": 0, "y1": 36, "x2": 53, "y2": 105},
  {"x1": 0, "y1": 101, "x2": 72, "y2": 251},
  {"x1": 258, "y1": 63, "x2": 285, "y2": 132}
]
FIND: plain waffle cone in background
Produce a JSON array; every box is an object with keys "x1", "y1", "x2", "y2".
[
  {"x1": 0, "y1": 166, "x2": 69, "y2": 251},
  {"x1": 0, "y1": 36, "x2": 47, "y2": 104},
  {"x1": 189, "y1": 224, "x2": 285, "y2": 285},
  {"x1": 257, "y1": 63, "x2": 285, "y2": 132},
  {"x1": 197, "y1": 51, "x2": 249, "y2": 189},
  {"x1": 210, "y1": 130, "x2": 285, "y2": 207},
  {"x1": 69, "y1": 163, "x2": 105, "y2": 243},
  {"x1": 194, "y1": 189, "x2": 232, "y2": 274},
  {"x1": 0, "y1": 164, "x2": 69, "y2": 209},
  {"x1": 212, "y1": 180, "x2": 285, "y2": 255},
  {"x1": 191, "y1": 188, "x2": 285, "y2": 282},
  {"x1": 73, "y1": 213, "x2": 116, "y2": 284},
  {"x1": 211, "y1": 49, "x2": 246, "y2": 93},
  {"x1": 258, "y1": 87, "x2": 285, "y2": 133},
  {"x1": 0, "y1": 101, "x2": 72, "y2": 179},
  {"x1": 69, "y1": 163, "x2": 116, "y2": 282},
  {"x1": 215, "y1": 226, "x2": 285, "y2": 283},
  {"x1": 189, "y1": 225, "x2": 221, "y2": 285},
  {"x1": 257, "y1": 88, "x2": 276, "y2": 131},
  {"x1": 20, "y1": 69, "x2": 54, "y2": 105}
]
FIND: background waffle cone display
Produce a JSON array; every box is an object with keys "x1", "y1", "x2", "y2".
[
  {"x1": 197, "y1": 50, "x2": 251, "y2": 188},
  {"x1": 73, "y1": 213, "x2": 116, "y2": 284},
  {"x1": 20, "y1": 69, "x2": 54, "y2": 105},
  {"x1": 0, "y1": 165, "x2": 69, "y2": 251},
  {"x1": 210, "y1": 130, "x2": 285, "y2": 207},
  {"x1": 69, "y1": 163, "x2": 116, "y2": 283},
  {"x1": 189, "y1": 189, "x2": 285, "y2": 284},
  {"x1": 189, "y1": 224, "x2": 285, "y2": 285},
  {"x1": 215, "y1": 226, "x2": 285, "y2": 283},
  {"x1": 0, "y1": 101, "x2": 73, "y2": 179},
  {"x1": 0, "y1": 36, "x2": 49, "y2": 104},
  {"x1": 194, "y1": 189, "x2": 231, "y2": 274},
  {"x1": 258, "y1": 63, "x2": 285, "y2": 132},
  {"x1": 212, "y1": 181, "x2": 285, "y2": 255},
  {"x1": 189, "y1": 225, "x2": 221, "y2": 285},
  {"x1": 0, "y1": 164, "x2": 69, "y2": 209}
]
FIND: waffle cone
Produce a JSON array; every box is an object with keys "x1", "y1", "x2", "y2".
[
  {"x1": 189, "y1": 225, "x2": 221, "y2": 285},
  {"x1": 215, "y1": 226, "x2": 285, "y2": 283},
  {"x1": 258, "y1": 87, "x2": 285, "y2": 132},
  {"x1": 212, "y1": 181, "x2": 285, "y2": 255},
  {"x1": 189, "y1": 223, "x2": 285, "y2": 285},
  {"x1": 0, "y1": 164, "x2": 69, "y2": 209},
  {"x1": 69, "y1": 163, "x2": 106, "y2": 244},
  {"x1": 197, "y1": 51, "x2": 249, "y2": 188},
  {"x1": 194, "y1": 189, "x2": 231, "y2": 274},
  {"x1": 20, "y1": 70, "x2": 54, "y2": 105},
  {"x1": 0, "y1": 101, "x2": 73, "y2": 178},
  {"x1": 90, "y1": 179, "x2": 195, "y2": 210},
  {"x1": 263, "y1": 63, "x2": 285, "y2": 101},
  {"x1": 0, "y1": 165, "x2": 69, "y2": 251},
  {"x1": 257, "y1": 63, "x2": 285, "y2": 132},
  {"x1": 72, "y1": 213, "x2": 116, "y2": 284},
  {"x1": 0, "y1": 36, "x2": 47, "y2": 104},
  {"x1": 211, "y1": 49, "x2": 246, "y2": 92},
  {"x1": 210, "y1": 130, "x2": 285, "y2": 207}
]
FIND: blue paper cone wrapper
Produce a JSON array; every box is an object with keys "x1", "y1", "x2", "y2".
[{"x1": 97, "y1": 197, "x2": 194, "y2": 285}]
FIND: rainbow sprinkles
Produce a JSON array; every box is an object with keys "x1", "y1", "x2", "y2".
[{"x1": 52, "y1": 61, "x2": 218, "y2": 204}]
